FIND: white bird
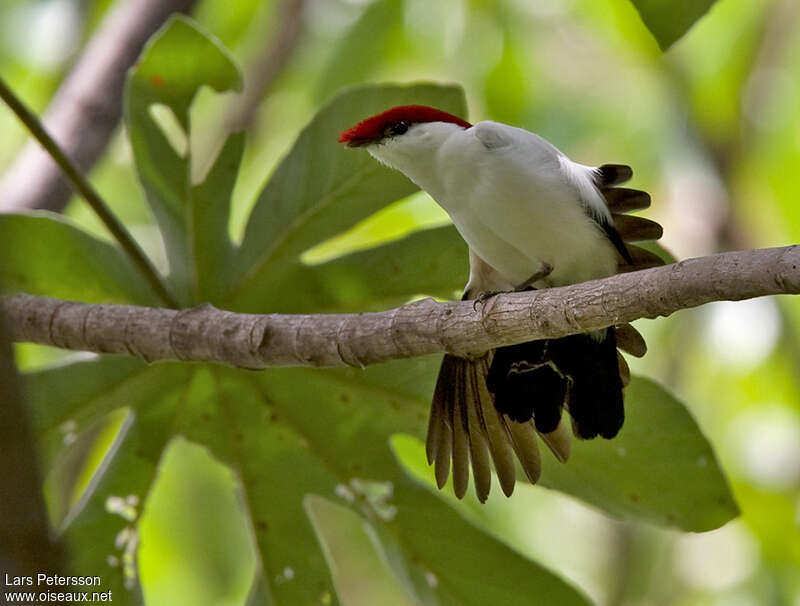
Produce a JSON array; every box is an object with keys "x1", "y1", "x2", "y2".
[{"x1": 339, "y1": 105, "x2": 661, "y2": 502}]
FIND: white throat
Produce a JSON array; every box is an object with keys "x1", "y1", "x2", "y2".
[{"x1": 366, "y1": 122, "x2": 466, "y2": 200}]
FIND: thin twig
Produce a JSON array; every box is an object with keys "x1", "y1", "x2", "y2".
[
  {"x1": 0, "y1": 77, "x2": 178, "y2": 308},
  {"x1": 2, "y1": 246, "x2": 799, "y2": 368}
]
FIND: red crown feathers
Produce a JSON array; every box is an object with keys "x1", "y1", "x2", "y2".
[{"x1": 338, "y1": 105, "x2": 471, "y2": 146}]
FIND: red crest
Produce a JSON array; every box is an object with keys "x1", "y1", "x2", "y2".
[{"x1": 338, "y1": 105, "x2": 471, "y2": 146}]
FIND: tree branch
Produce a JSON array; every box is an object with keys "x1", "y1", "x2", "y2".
[
  {"x1": 221, "y1": 0, "x2": 306, "y2": 134},
  {"x1": 0, "y1": 0, "x2": 197, "y2": 213},
  {"x1": 2, "y1": 246, "x2": 799, "y2": 369}
]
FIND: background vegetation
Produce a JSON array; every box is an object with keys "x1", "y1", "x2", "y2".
[{"x1": 1, "y1": 0, "x2": 799, "y2": 605}]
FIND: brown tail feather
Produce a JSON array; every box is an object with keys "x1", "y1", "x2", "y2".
[
  {"x1": 474, "y1": 357, "x2": 517, "y2": 497},
  {"x1": 596, "y1": 164, "x2": 633, "y2": 187},
  {"x1": 617, "y1": 351, "x2": 631, "y2": 387},
  {"x1": 429, "y1": 353, "x2": 571, "y2": 501},
  {"x1": 450, "y1": 363, "x2": 471, "y2": 499},
  {"x1": 615, "y1": 323, "x2": 647, "y2": 358},
  {"x1": 429, "y1": 361, "x2": 453, "y2": 488},
  {"x1": 504, "y1": 418, "x2": 542, "y2": 484},
  {"x1": 539, "y1": 417, "x2": 571, "y2": 463},
  {"x1": 463, "y1": 364, "x2": 492, "y2": 502}
]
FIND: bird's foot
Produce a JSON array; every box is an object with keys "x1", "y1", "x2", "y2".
[{"x1": 472, "y1": 291, "x2": 502, "y2": 311}]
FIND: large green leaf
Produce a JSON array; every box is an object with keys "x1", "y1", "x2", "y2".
[
  {"x1": 542, "y1": 377, "x2": 737, "y2": 530},
  {"x1": 629, "y1": 0, "x2": 719, "y2": 50},
  {"x1": 125, "y1": 15, "x2": 243, "y2": 304},
  {"x1": 244, "y1": 362, "x2": 588, "y2": 605},
  {"x1": 25, "y1": 358, "x2": 192, "y2": 606},
  {"x1": 0, "y1": 213, "x2": 159, "y2": 305},
  {"x1": 27, "y1": 355, "x2": 588, "y2": 605},
  {"x1": 251, "y1": 225, "x2": 468, "y2": 313},
  {"x1": 228, "y1": 83, "x2": 468, "y2": 312}
]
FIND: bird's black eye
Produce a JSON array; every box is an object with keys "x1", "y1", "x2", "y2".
[{"x1": 384, "y1": 122, "x2": 409, "y2": 138}]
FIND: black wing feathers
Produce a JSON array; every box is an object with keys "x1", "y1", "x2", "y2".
[
  {"x1": 595, "y1": 163, "x2": 633, "y2": 187},
  {"x1": 600, "y1": 221, "x2": 634, "y2": 265}
]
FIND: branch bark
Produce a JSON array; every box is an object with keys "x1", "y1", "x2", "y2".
[
  {"x1": 0, "y1": 0, "x2": 197, "y2": 213},
  {"x1": 2, "y1": 246, "x2": 799, "y2": 369}
]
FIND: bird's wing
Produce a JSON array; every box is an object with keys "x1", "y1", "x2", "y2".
[{"x1": 594, "y1": 165, "x2": 667, "y2": 272}]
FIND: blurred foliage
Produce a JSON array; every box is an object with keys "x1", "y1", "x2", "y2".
[
  {"x1": 629, "y1": 0, "x2": 720, "y2": 50},
  {"x1": 1, "y1": 1, "x2": 800, "y2": 605}
]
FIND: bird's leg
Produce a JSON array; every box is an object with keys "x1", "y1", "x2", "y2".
[
  {"x1": 514, "y1": 262, "x2": 553, "y2": 291},
  {"x1": 471, "y1": 263, "x2": 554, "y2": 310}
]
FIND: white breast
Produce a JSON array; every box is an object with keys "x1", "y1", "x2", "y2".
[{"x1": 427, "y1": 121, "x2": 618, "y2": 288}]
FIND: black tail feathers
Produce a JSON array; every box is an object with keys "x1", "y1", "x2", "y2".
[{"x1": 487, "y1": 328, "x2": 624, "y2": 439}]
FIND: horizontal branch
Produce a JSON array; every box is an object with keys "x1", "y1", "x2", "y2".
[{"x1": 3, "y1": 246, "x2": 799, "y2": 369}]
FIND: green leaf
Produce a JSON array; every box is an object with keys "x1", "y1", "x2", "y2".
[
  {"x1": 386, "y1": 474, "x2": 589, "y2": 606},
  {"x1": 26, "y1": 358, "x2": 192, "y2": 605},
  {"x1": 0, "y1": 213, "x2": 159, "y2": 304},
  {"x1": 125, "y1": 15, "x2": 243, "y2": 303},
  {"x1": 189, "y1": 131, "x2": 245, "y2": 301},
  {"x1": 30, "y1": 353, "x2": 588, "y2": 604},
  {"x1": 304, "y1": 495, "x2": 421, "y2": 606},
  {"x1": 539, "y1": 377, "x2": 738, "y2": 531},
  {"x1": 250, "y1": 225, "x2": 468, "y2": 313},
  {"x1": 19, "y1": 55, "x2": 735, "y2": 605},
  {"x1": 228, "y1": 83, "x2": 468, "y2": 311},
  {"x1": 23, "y1": 80, "x2": 485, "y2": 603},
  {"x1": 629, "y1": 0, "x2": 719, "y2": 50},
  {"x1": 236, "y1": 362, "x2": 588, "y2": 605},
  {"x1": 138, "y1": 438, "x2": 257, "y2": 606},
  {"x1": 44, "y1": 408, "x2": 129, "y2": 530}
]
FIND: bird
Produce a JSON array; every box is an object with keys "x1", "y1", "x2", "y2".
[{"x1": 339, "y1": 105, "x2": 663, "y2": 502}]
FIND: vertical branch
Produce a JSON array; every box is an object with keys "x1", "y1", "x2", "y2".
[{"x1": 221, "y1": 0, "x2": 306, "y2": 135}]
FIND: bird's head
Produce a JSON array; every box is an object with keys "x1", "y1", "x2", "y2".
[
  {"x1": 338, "y1": 105, "x2": 471, "y2": 174},
  {"x1": 338, "y1": 105, "x2": 471, "y2": 147}
]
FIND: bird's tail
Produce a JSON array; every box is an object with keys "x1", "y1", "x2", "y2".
[
  {"x1": 426, "y1": 351, "x2": 572, "y2": 503},
  {"x1": 426, "y1": 325, "x2": 648, "y2": 502},
  {"x1": 488, "y1": 328, "x2": 624, "y2": 440}
]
